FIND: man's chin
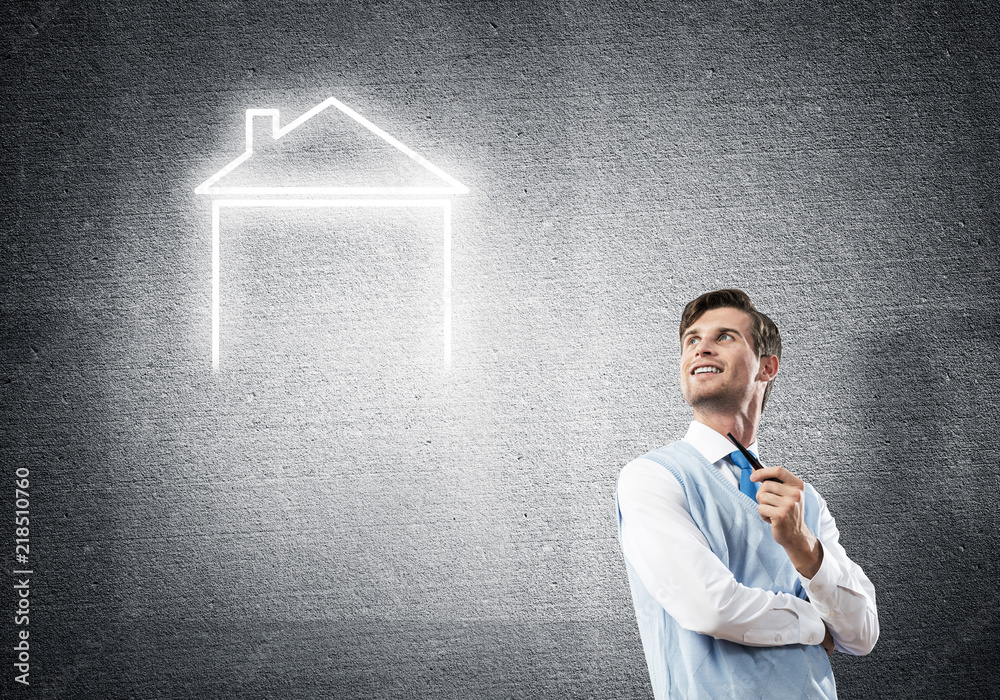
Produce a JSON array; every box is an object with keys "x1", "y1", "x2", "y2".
[{"x1": 684, "y1": 392, "x2": 741, "y2": 415}]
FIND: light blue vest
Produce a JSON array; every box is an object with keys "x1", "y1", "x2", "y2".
[{"x1": 618, "y1": 441, "x2": 837, "y2": 699}]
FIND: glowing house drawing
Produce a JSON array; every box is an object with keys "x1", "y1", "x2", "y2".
[{"x1": 195, "y1": 97, "x2": 469, "y2": 371}]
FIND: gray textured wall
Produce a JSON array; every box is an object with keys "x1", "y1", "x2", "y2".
[{"x1": 3, "y1": 1, "x2": 999, "y2": 698}]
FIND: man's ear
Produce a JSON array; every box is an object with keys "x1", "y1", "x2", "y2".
[{"x1": 758, "y1": 354, "x2": 779, "y2": 382}]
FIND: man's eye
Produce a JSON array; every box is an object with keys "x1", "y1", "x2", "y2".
[
  {"x1": 719, "y1": 333, "x2": 732, "y2": 341},
  {"x1": 686, "y1": 337, "x2": 698, "y2": 345}
]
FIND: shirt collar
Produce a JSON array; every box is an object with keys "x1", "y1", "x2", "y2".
[{"x1": 683, "y1": 420, "x2": 761, "y2": 465}]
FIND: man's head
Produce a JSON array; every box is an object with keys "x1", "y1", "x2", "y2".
[{"x1": 678, "y1": 289, "x2": 782, "y2": 414}]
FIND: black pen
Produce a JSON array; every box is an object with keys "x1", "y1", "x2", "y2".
[{"x1": 726, "y1": 432, "x2": 781, "y2": 483}]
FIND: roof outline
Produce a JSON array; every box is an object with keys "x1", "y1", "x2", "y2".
[{"x1": 194, "y1": 97, "x2": 470, "y2": 197}]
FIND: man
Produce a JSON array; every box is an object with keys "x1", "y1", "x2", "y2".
[{"x1": 617, "y1": 289, "x2": 878, "y2": 699}]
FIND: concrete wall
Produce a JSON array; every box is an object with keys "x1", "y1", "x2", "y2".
[{"x1": 2, "y1": 1, "x2": 998, "y2": 697}]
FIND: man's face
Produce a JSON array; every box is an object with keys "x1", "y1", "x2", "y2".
[{"x1": 679, "y1": 307, "x2": 769, "y2": 413}]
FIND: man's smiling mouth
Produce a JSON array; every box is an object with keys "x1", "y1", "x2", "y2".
[{"x1": 693, "y1": 366, "x2": 722, "y2": 374}]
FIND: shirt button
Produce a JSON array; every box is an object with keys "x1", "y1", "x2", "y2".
[
  {"x1": 829, "y1": 611, "x2": 838, "y2": 618},
  {"x1": 808, "y1": 634, "x2": 815, "y2": 643},
  {"x1": 775, "y1": 635, "x2": 782, "y2": 642}
]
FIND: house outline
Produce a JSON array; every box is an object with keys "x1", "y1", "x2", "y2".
[{"x1": 195, "y1": 97, "x2": 469, "y2": 371}]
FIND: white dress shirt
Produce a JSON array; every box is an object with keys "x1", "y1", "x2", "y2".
[{"x1": 618, "y1": 421, "x2": 879, "y2": 654}]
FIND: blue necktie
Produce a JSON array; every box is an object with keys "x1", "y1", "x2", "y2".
[{"x1": 730, "y1": 449, "x2": 759, "y2": 501}]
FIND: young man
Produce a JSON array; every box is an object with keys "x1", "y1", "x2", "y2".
[{"x1": 617, "y1": 289, "x2": 878, "y2": 699}]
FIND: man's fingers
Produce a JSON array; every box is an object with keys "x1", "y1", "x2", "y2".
[
  {"x1": 750, "y1": 465, "x2": 802, "y2": 487},
  {"x1": 756, "y1": 481, "x2": 804, "y2": 503},
  {"x1": 757, "y1": 501, "x2": 794, "y2": 519},
  {"x1": 757, "y1": 501, "x2": 799, "y2": 526},
  {"x1": 754, "y1": 490, "x2": 786, "y2": 508}
]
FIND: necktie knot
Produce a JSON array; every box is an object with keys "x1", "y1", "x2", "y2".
[{"x1": 730, "y1": 449, "x2": 759, "y2": 501}]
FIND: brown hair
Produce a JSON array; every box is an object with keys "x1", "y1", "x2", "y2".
[{"x1": 679, "y1": 289, "x2": 782, "y2": 411}]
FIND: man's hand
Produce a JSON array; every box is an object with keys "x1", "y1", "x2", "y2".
[
  {"x1": 751, "y1": 466, "x2": 824, "y2": 579},
  {"x1": 821, "y1": 625, "x2": 835, "y2": 656}
]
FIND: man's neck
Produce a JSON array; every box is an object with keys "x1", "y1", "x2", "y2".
[{"x1": 691, "y1": 408, "x2": 760, "y2": 447}]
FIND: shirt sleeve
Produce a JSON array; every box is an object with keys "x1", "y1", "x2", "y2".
[
  {"x1": 799, "y1": 490, "x2": 880, "y2": 655},
  {"x1": 618, "y1": 457, "x2": 828, "y2": 648}
]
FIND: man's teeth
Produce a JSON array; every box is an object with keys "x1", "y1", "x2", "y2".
[{"x1": 694, "y1": 367, "x2": 721, "y2": 374}]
